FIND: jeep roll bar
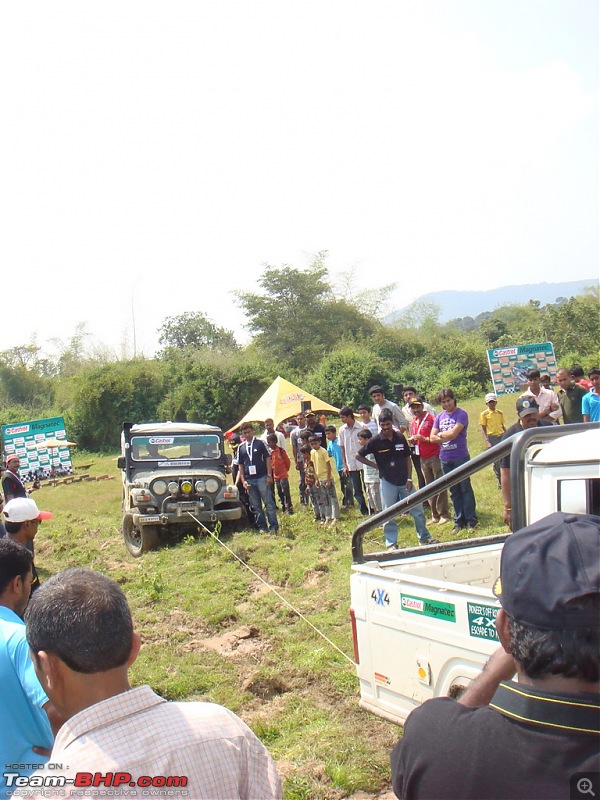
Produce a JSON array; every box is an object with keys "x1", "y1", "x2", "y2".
[{"x1": 351, "y1": 422, "x2": 598, "y2": 564}]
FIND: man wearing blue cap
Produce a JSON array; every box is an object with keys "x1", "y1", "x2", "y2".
[
  {"x1": 499, "y1": 396, "x2": 552, "y2": 530},
  {"x1": 391, "y1": 512, "x2": 600, "y2": 800}
]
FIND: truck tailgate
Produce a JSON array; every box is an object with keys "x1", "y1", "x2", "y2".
[{"x1": 351, "y1": 542, "x2": 503, "y2": 725}]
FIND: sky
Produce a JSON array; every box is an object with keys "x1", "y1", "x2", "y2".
[{"x1": 1, "y1": 1, "x2": 597, "y2": 360}]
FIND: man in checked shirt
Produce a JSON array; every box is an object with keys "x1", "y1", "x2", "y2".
[{"x1": 20, "y1": 568, "x2": 281, "y2": 800}]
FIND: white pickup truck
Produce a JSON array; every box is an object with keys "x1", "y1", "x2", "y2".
[{"x1": 350, "y1": 423, "x2": 600, "y2": 726}]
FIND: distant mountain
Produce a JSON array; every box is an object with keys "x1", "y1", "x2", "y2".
[{"x1": 385, "y1": 279, "x2": 597, "y2": 325}]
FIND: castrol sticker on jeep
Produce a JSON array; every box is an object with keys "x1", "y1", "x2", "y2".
[
  {"x1": 401, "y1": 594, "x2": 456, "y2": 622},
  {"x1": 149, "y1": 437, "x2": 174, "y2": 444}
]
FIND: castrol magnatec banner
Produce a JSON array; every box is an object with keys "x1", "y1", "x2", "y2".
[
  {"x1": 486, "y1": 342, "x2": 557, "y2": 395},
  {"x1": 2, "y1": 416, "x2": 73, "y2": 477}
]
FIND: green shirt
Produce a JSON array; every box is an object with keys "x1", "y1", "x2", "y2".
[{"x1": 557, "y1": 383, "x2": 588, "y2": 423}]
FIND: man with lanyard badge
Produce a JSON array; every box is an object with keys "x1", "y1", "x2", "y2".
[{"x1": 237, "y1": 423, "x2": 278, "y2": 534}]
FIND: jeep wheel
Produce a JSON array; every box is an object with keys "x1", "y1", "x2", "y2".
[
  {"x1": 123, "y1": 514, "x2": 160, "y2": 557},
  {"x1": 218, "y1": 519, "x2": 240, "y2": 536}
]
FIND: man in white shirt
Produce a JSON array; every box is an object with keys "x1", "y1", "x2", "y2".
[
  {"x1": 520, "y1": 369, "x2": 561, "y2": 424},
  {"x1": 338, "y1": 406, "x2": 368, "y2": 515},
  {"x1": 400, "y1": 387, "x2": 436, "y2": 424},
  {"x1": 369, "y1": 385, "x2": 409, "y2": 432},
  {"x1": 260, "y1": 418, "x2": 286, "y2": 450},
  {"x1": 23, "y1": 568, "x2": 282, "y2": 800}
]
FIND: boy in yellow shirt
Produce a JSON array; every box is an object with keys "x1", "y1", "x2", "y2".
[
  {"x1": 309, "y1": 435, "x2": 340, "y2": 526},
  {"x1": 479, "y1": 392, "x2": 506, "y2": 488}
]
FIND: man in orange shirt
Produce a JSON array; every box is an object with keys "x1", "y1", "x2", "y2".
[{"x1": 266, "y1": 434, "x2": 293, "y2": 515}]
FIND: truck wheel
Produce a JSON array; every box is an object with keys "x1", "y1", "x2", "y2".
[{"x1": 123, "y1": 514, "x2": 160, "y2": 557}]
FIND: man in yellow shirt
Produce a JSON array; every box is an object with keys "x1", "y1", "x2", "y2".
[{"x1": 479, "y1": 393, "x2": 506, "y2": 489}]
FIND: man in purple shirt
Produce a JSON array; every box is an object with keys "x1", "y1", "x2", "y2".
[{"x1": 431, "y1": 388, "x2": 477, "y2": 533}]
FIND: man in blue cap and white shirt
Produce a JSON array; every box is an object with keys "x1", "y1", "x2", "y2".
[{"x1": 391, "y1": 512, "x2": 600, "y2": 799}]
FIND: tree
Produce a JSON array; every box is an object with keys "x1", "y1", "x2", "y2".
[
  {"x1": 0, "y1": 343, "x2": 54, "y2": 408},
  {"x1": 157, "y1": 311, "x2": 238, "y2": 353},
  {"x1": 334, "y1": 268, "x2": 396, "y2": 317},
  {"x1": 236, "y1": 252, "x2": 386, "y2": 370},
  {"x1": 305, "y1": 346, "x2": 393, "y2": 409},
  {"x1": 158, "y1": 347, "x2": 277, "y2": 429},
  {"x1": 49, "y1": 322, "x2": 93, "y2": 376},
  {"x1": 67, "y1": 360, "x2": 165, "y2": 450},
  {"x1": 392, "y1": 300, "x2": 441, "y2": 332},
  {"x1": 235, "y1": 258, "x2": 331, "y2": 368},
  {"x1": 539, "y1": 287, "x2": 600, "y2": 361}
]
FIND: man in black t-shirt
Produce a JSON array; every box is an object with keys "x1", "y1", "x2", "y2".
[
  {"x1": 355, "y1": 409, "x2": 436, "y2": 548},
  {"x1": 305, "y1": 411, "x2": 326, "y2": 447},
  {"x1": 391, "y1": 512, "x2": 600, "y2": 800}
]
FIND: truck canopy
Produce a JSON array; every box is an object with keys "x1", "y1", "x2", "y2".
[{"x1": 127, "y1": 422, "x2": 222, "y2": 436}]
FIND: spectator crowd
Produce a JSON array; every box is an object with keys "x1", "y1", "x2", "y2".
[
  {"x1": 0, "y1": 363, "x2": 598, "y2": 799},
  {"x1": 229, "y1": 365, "x2": 600, "y2": 544}
]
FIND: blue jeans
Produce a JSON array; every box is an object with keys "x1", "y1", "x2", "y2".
[
  {"x1": 348, "y1": 470, "x2": 369, "y2": 515},
  {"x1": 440, "y1": 457, "x2": 478, "y2": 528},
  {"x1": 379, "y1": 478, "x2": 432, "y2": 546},
  {"x1": 246, "y1": 476, "x2": 278, "y2": 531}
]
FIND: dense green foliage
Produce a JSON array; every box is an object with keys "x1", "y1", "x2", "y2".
[
  {"x1": 1, "y1": 259, "x2": 598, "y2": 451},
  {"x1": 158, "y1": 311, "x2": 239, "y2": 353}
]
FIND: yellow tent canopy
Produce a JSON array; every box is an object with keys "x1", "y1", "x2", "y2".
[{"x1": 226, "y1": 376, "x2": 339, "y2": 434}]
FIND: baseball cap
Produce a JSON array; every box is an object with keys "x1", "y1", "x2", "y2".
[
  {"x1": 515, "y1": 396, "x2": 539, "y2": 418},
  {"x1": 485, "y1": 393, "x2": 497, "y2": 403},
  {"x1": 408, "y1": 398, "x2": 423, "y2": 407},
  {"x1": 3, "y1": 497, "x2": 53, "y2": 523},
  {"x1": 6, "y1": 454, "x2": 19, "y2": 464},
  {"x1": 493, "y1": 512, "x2": 600, "y2": 630},
  {"x1": 305, "y1": 410, "x2": 315, "y2": 417}
]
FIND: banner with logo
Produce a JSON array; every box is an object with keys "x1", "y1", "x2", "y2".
[
  {"x1": 486, "y1": 342, "x2": 557, "y2": 395},
  {"x1": 1, "y1": 416, "x2": 73, "y2": 478}
]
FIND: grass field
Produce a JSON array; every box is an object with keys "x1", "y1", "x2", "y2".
[{"x1": 31, "y1": 394, "x2": 514, "y2": 799}]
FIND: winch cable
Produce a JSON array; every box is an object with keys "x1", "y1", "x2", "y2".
[{"x1": 186, "y1": 511, "x2": 355, "y2": 665}]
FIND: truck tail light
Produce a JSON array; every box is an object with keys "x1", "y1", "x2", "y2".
[{"x1": 350, "y1": 608, "x2": 359, "y2": 664}]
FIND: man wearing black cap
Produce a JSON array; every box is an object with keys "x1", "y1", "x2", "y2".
[
  {"x1": 391, "y1": 511, "x2": 600, "y2": 800},
  {"x1": 499, "y1": 396, "x2": 552, "y2": 529},
  {"x1": 305, "y1": 411, "x2": 326, "y2": 447}
]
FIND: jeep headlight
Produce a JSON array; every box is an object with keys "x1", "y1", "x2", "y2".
[
  {"x1": 205, "y1": 478, "x2": 220, "y2": 493},
  {"x1": 168, "y1": 481, "x2": 179, "y2": 495},
  {"x1": 153, "y1": 480, "x2": 167, "y2": 495},
  {"x1": 195, "y1": 480, "x2": 206, "y2": 492},
  {"x1": 132, "y1": 488, "x2": 152, "y2": 503},
  {"x1": 181, "y1": 480, "x2": 193, "y2": 495}
]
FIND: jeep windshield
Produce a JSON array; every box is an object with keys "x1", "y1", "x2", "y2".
[{"x1": 131, "y1": 434, "x2": 221, "y2": 462}]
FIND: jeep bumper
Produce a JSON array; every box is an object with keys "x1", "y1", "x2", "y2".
[{"x1": 133, "y1": 505, "x2": 241, "y2": 527}]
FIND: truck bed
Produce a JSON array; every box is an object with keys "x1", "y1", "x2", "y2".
[{"x1": 350, "y1": 540, "x2": 504, "y2": 726}]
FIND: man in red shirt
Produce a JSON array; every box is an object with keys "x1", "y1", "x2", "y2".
[
  {"x1": 266, "y1": 434, "x2": 293, "y2": 515},
  {"x1": 570, "y1": 364, "x2": 593, "y2": 391},
  {"x1": 408, "y1": 397, "x2": 449, "y2": 526}
]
